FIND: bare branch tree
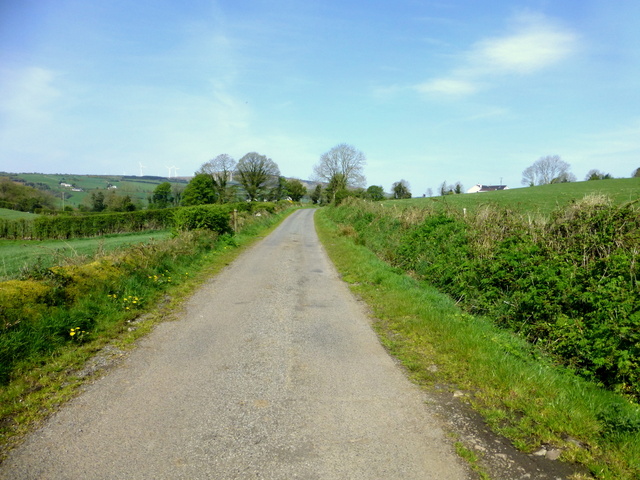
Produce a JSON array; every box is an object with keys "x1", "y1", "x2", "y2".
[
  {"x1": 313, "y1": 143, "x2": 366, "y2": 188},
  {"x1": 197, "y1": 154, "x2": 237, "y2": 203},
  {"x1": 521, "y1": 155, "x2": 572, "y2": 186}
]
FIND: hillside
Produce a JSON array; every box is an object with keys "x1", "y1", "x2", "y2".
[
  {"x1": 0, "y1": 208, "x2": 38, "y2": 220},
  {"x1": 405, "y1": 177, "x2": 640, "y2": 215},
  {"x1": 1, "y1": 173, "x2": 189, "y2": 209}
]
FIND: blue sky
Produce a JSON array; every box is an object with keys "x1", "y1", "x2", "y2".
[{"x1": 1, "y1": 0, "x2": 639, "y2": 194}]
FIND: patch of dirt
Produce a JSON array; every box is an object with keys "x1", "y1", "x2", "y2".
[
  {"x1": 73, "y1": 344, "x2": 129, "y2": 380},
  {"x1": 425, "y1": 384, "x2": 591, "y2": 479}
]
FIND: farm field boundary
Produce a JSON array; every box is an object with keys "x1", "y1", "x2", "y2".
[{"x1": 0, "y1": 231, "x2": 174, "y2": 280}]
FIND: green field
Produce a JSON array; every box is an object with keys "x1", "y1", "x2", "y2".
[
  {"x1": 0, "y1": 230, "x2": 173, "y2": 280},
  {"x1": 4, "y1": 173, "x2": 189, "y2": 209},
  {"x1": 405, "y1": 177, "x2": 640, "y2": 215},
  {"x1": 0, "y1": 208, "x2": 38, "y2": 220}
]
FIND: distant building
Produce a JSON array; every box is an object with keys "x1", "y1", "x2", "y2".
[{"x1": 467, "y1": 184, "x2": 509, "y2": 193}]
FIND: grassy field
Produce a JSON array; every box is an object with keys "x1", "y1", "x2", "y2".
[
  {"x1": 5, "y1": 173, "x2": 189, "y2": 209},
  {"x1": 404, "y1": 177, "x2": 640, "y2": 215},
  {"x1": 0, "y1": 208, "x2": 38, "y2": 220},
  {"x1": 0, "y1": 231, "x2": 173, "y2": 280}
]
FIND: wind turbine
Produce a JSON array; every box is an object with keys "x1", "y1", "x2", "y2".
[
  {"x1": 139, "y1": 162, "x2": 146, "y2": 177},
  {"x1": 171, "y1": 166, "x2": 180, "y2": 178},
  {"x1": 165, "y1": 166, "x2": 173, "y2": 178}
]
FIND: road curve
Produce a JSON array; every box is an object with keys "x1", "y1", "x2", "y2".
[{"x1": 1, "y1": 209, "x2": 470, "y2": 479}]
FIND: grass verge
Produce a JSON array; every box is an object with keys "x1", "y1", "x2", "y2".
[
  {"x1": 315, "y1": 208, "x2": 640, "y2": 480},
  {"x1": 0, "y1": 207, "x2": 297, "y2": 459}
]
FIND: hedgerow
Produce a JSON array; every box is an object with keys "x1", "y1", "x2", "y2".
[
  {"x1": 325, "y1": 196, "x2": 640, "y2": 400},
  {"x1": 0, "y1": 201, "x2": 282, "y2": 240}
]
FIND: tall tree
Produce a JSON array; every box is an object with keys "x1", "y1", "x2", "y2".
[
  {"x1": 197, "y1": 154, "x2": 237, "y2": 203},
  {"x1": 182, "y1": 174, "x2": 217, "y2": 206},
  {"x1": 391, "y1": 180, "x2": 411, "y2": 199},
  {"x1": 324, "y1": 173, "x2": 348, "y2": 204},
  {"x1": 313, "y1": 143, "x2": 366, "y2": 188},
  {"x1": 310, "y1": 184, "x2": 323, "y2": 204},
  {"x1": 285, "y1": 179, "x2": 307, "y2": 202},
  {"x1": 521, "y1": 155, "x2": 572, "y2": 186},
  {"x1": 149, "y1": 182, "x2": 173, "y2": 209},
  {"x1": 365, "y1": 185, "x2": 385, "y2": 201},
  {"x1": 90, "y1": 191, "x2": 106, "y2": 212},
  {"x1": 236, "y1": 152, "x2": 280, "y2": 201}
]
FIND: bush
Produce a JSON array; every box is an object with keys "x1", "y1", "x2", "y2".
[
  {"x1": 172, "y1": 205, "x2": 233, "y2": 234},
  {"x1": 325, "y1": 197, "x2": 640, "y2": 399}
]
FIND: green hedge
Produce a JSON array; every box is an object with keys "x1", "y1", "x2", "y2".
[
  {"x1": 325, "y1": 197, "x2": 640, "y2": 399},
  {"x1": 0, "y1": 202, "x2": 283, "y2": 240},
  {"x1": 0, "y1": 209, "x2": 176, "y2": 240}
]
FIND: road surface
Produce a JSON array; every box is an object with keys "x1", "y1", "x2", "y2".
[{"x1": 0, "y1": 209, "x2": 469, "y2": 479}]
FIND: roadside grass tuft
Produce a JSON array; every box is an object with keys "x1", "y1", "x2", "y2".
[{"x1": 315, "y1": 208, "x2": 640, "y2": 480}]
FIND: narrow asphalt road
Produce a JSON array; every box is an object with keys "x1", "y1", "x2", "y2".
[{"x1": 0, "y1": 209, "x2": 470, "y2": 479}]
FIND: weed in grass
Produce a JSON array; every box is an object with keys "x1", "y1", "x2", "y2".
[
  {"x1": 454, "y1": 442, "x2": 491, "y2": 480},
  {"x1": 69, "y1": 328, "x2": 88, "y2": 343}
]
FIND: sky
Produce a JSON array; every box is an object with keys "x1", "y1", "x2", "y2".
[{"x1": 1, "y1": 0, "x2": 639, "y2": 195}]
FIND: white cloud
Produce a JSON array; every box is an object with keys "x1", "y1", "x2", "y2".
[
  {"x1": 415, "y1": 12, "x2": 579, "y2": 98},
  {"x1": 414, "y1": 78, "x2": 478, "y2": 96},
  {"x1": 469, "y1": 13, "x2": 578, "y2": 75}
]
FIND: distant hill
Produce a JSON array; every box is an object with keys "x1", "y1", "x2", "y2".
[
  {"x1": 1, "y1": 173, "x2": 188, "y2": 209},
  {"x1": 1, "y1": 172, "x2": 318, "y2": 210}
]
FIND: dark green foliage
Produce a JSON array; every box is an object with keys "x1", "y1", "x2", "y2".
[
  {"x1": 268, "y1": 176, "x2": 288, "y2": 201},
  {"x1": 181, "y1": 174, "x2": 217, "y2": 206},
  {"x1": 284, "y1": 179, "x2": 307, "y2": 202},
  {"x1": 172, "y1": 205, "x2": 232, "y2": 234},
  {"x1": 366, "y1": 185, "x2": 385, "y2": 201},
  {"x1": 149, "y1": 182, "x2": 173, "y2": 209},
  {"x1": 392, "y1": 180, "x2": 411, "y2": 199},
  {"x1": 236, "y1": 152, "x2": 280, "y2": 201},
  {"x1": 0, "y1": 177, "x2": 57, "y2": 212},
  {"x1": 0, "y1": 209, "x2": 176, "y2": 240},
  {"x1": 325, "y1": 197, "x2": 640, "y2": 399},
  {"x1": 597, "y1": 403, "x2": 640, "y2": 438},
  {"x1": 89, "y1": 191, "x2": 106, "y2": 212},
  {"x1": 325, "y1": 173, "x2": 348, "y2": 204},
  {"x1": 310, "y1": 185, "x2": 322, "y2": 204}
]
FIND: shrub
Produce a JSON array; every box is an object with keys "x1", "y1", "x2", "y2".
[
  {"x1": 325, "y1": 196, "x2": 640, "y2": 399},
  {"x1": 172, "y1": 205, "x2": 232, "y2": 234}
]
